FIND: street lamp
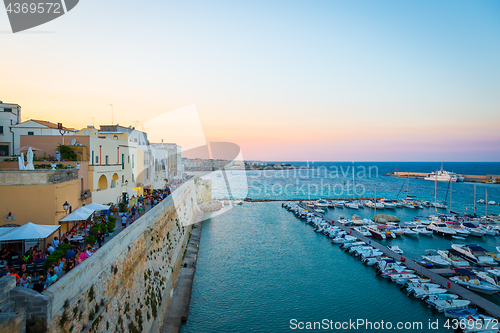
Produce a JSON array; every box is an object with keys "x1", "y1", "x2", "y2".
[{"x1": 56, "y1": 201, "x2": 71, "y2": 215}]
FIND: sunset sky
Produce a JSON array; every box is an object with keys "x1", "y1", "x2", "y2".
[{"x1": 1, "y1": 0, "x2": 499, "y2": 161}]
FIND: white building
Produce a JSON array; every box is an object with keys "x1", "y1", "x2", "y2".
[
  {"x1": 0, "y1": 101, "x2": 21, "y2": 156},
  {"x1": 11, "y1": 119, "x2": 76, "y2": 153}
]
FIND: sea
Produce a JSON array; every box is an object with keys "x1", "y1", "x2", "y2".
[{"x1": 181, "y1": 162, "x2": 500, "y2": 333}]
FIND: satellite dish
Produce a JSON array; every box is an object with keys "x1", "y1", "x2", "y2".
[{"x1": 70, "y1": 139, "x2": 76, "y2": 146}]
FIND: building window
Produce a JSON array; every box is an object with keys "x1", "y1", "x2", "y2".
[
  {"x1": 92, "y1": 151, "x2": 94, "y2": 165},
  {"x1": 122, "y1": 175, "x2": 124, "y2": 183},
  {"x1": 95, "y1": 156, "x2": 99, "y2": 164},
  {"x1": 132, "y1": 154, "x2": 134, "y2": 168},
  {"x1": 121, "y1": 154, "x2": 124, "y2": 170},
  {"x1": 128, "y1": 156, "x2": 130, "y2": 164},
  {"x1": 132, "y1": 174, "x2": 135, "y2": 182},
  {"x1": 105, "y1": 155, "x2": 109, "y2": 165},
  {"x1": 28, "y1": 131, "x2": 34, "y2": 135},
  {"x1": 0, "y1": 126, "x2": 3, "y2": 134},
  {"x1": 3, "y1": 108, "x2": 12, "y2": 112}
]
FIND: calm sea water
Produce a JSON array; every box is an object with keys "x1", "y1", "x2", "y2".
[{"x1": 183, "y1": 163, "x2": 500, "y2": 333}]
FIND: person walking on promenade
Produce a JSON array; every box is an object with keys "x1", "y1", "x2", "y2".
[
  {"x1": 121, "y1": 214, "x2": 127, "y2": 229},
  {"x1": 97, "y1": 230, "x2": 104, "y2": 248}
]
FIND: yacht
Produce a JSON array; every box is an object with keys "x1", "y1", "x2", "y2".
[
  {"x1": 414, "y1": 227, "x2": 433, "y2": 236},
  {"x1": 426, "y1": 222, "x2": 457, "y2": 237},
  {"x1": 345, "y1": 201, "x2": 359, "y2": 210},
  {"x1": 451, "y1": 244, "x2": 498, "y2": 266},
  {"x1": 450, "y1": 269, "x2": 500, "y2": 295},
  {"x1": 367, "y1": 225, "x2": 396, "y2": 239},
  {"x1": 437, "y1": 249, "x2": 470, "y2": 268},
  {"x1": 422, "y1": 250, "x2": 450, "y2": 268},
  {"x1": 388, "y1": 246, "x2": 403, "y2": 254},
  {"x1": 381, "y1": 200, "x2": 396, "y2": 209},
  {"x1": 424, "y1": 169, "x2": 464, "y2": 182},
  {"x1": 461, "y1": 222, "x2": 485, "y2": 237},
  {"x1": 315, "y1": 199, "x2": 329, "y2": 208}
]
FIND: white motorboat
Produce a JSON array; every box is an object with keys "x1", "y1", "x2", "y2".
[
  {"x1": 475, "y1": 270, "x2": 500, "y2": 288},
  {"x1": 359, "y1": 249, "x2": 384, "y2": 259},
  {"x1": 349, "y1": 245, "x2": 373, "y2": 254},
  {"x1": 424, "y1": 168, "x2": 463, "y2": 182},
  {"x1": 315, "y1": 199, "x2": 329, "y2": 208},
  {"x1": 351, "y1": 215, "x2": 364, "y2": 225},
  {"x1": 422, "y1": 250, "x2": 450, "y2": 268},
  {"x1": 390, "y1": 274, "x2": 419, "y2": 284},
  {"x1": 337, "y1": 216, "x2": 353, "y2": 226},
  {"x1": 414, "y1": 227, "x2": 432, "y2": 236},
  {"x1": 427, "y1": 222, "x2": 457, "y2": 237},
  {"x1": 488, "y1": 200, "x2": 496, "y2": 205},
  {"x1": 407, "y1": 285, "x2": 448, "y2": 299},
  {"x1": 427, "y1": 298, "x2": 471, "y2": 312},
  {"x1": 376, "y1": 259, "x2": 415, "y2": 277},
  {"x1": 457, "y1": 314, "x2": 498, "y2": 333},
  {"x1": 402, "y1": 202, "x2": 415, "y2": 209},
  {"x1": 387, "y1": 246, "x2": 403, "y2": 255},
  {"x1": 381, "y1": 200, "x2": 396, "y2": 209},
  {"x1": 403, "y1": 228, "x2": 418, "y2": 237},
  {"x1": 437, "y1": 249, "x2": 470, "y2": 268},
  {"x1": 353, "y1": 227, "x2": 371, "y2": 237},
  {"x1": 331, "y1": 235, "x2": 358, "y2": 244},
  {"x1": 334, "y1": 201, "x2": 346, "y2": 208},
  {"x1": 345, "y1": 202, "x2": 359, "y2": 210},
  {"x1": 450, "y1": 269, "x2": 500, "y2": 295},
  {"x1": 461, "y1": 222, "x2": 485, "y2": 237},
  {"x1": 340, "y1": 241, "x2": 365, "y2": 249},
  {"x1": 394, "y1": 277, "x2": 429, "y2": 286},
  {"x1": 405, "y1": 282, "x2": 440, "y2": 289},
  {"x1": 431, "y1": 202, "x2": 448, "y2": 209},
  {"x1": 451, "y1": 244, "x2": 498, "y2": 266},
  {"x1": 478, "y1": 225, "x2": 496, "y2": 236}
]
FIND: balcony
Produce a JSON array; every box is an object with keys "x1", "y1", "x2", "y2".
[
  {"x1": 89, "y1": 164, "x2": 123, "y2": 173},
  {"x1": 81, "y1": 189, "x2": 91, "y2": 200}
]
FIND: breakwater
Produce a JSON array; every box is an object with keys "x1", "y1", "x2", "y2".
[{"x1": 384, "y1": 172, "x2": 500, "y2": 183}]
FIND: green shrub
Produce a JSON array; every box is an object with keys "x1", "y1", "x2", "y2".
[
  {"x1": 86, "y1": 235, "x2": 96, "y2": 245},
  {"x1": 118, "y1": 202, "x2": 127, "y2": 212},
  {"x1": 56, "y1": 145, "x2": 77, "y2": 161},
  {"x1": 45, "y1": 244, "x2": 71, "y2": 270}
]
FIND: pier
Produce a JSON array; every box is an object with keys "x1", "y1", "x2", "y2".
[{"x1": 300, "y1": 205, "x2": 500, "y2": 319}]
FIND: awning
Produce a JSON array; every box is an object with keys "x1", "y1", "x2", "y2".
[
  {"x1": 59, "y1": 206, "x2": 94, "y2": 222},
  {"x1": 82, "y1": 202, "x2": 110, "y2": 212},
  {"x1": 0, "y1": 227, "x2": 15, "y2": 237},
  {"x1": 0, "y1": 222, "x2": 60, "y2": 242}
]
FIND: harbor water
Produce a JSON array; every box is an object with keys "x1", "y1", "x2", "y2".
[{"x1": 182, "y1": 162, "x2": 500, "y2": 332}]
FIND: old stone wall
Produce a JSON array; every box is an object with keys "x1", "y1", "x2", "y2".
[{"x1": 5, "y1": 179, "x2": 206, "y2": 333}]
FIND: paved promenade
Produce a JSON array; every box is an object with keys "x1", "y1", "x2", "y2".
[{"x1": 160, "y1": 223, "x2": 202, "y2": 333}]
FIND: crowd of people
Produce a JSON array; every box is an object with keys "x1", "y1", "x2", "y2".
[
  {"x1": 0, "y1": 184, "x2": 185, "y2": 292},
  {"x1": 0, "y1": 241, "x2": 99, "y2": 292}
]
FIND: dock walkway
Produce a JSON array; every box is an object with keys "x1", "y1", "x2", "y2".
[{"x1": 301, "y1": 205, "x2": 500, "y2": 319}]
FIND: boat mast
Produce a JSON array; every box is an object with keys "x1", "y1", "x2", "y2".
[
  {"x1": 352, "y1": 166, "x2": 355, "y2": 201},
  {"x1": 485, "y1": 189, "x2": 488, "y2": 217},
  {"x1": 434, "y1": 170, "x2": 438, "y2": 212},
  {"x1": 374, "y1": 184, "x2": 377, "y2": 217},
  {"x1": 473, "y1": 183, "x2": 476, "y2": 215},
  {"x1": 450, "y1": 178, "x2": 452, "y2": 212}
]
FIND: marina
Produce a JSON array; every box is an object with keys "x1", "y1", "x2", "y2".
[{"x1": 284, "y1": 202, "x2": 500, "y2": 320}]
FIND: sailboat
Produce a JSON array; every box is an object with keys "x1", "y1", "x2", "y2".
[
  {"x1": 346, "y1": 166, "x2": 359, "y2": 209},
  {"x1": 431, "y1": 170, "x2": 448, "y2": 209}
]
